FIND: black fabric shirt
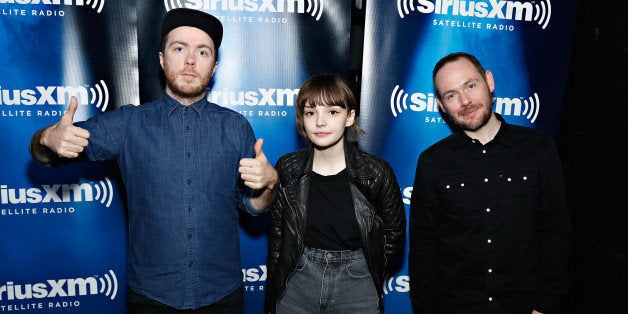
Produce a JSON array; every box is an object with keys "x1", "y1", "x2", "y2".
[
  {"x1": 304, "y1": 169, "x2": 362, "y2": 250},
  {"x1": 409, "y1": 114, "x2": 571, "y2": 314}
]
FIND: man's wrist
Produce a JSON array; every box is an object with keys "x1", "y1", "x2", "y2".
[{"x1": 30, "y1": 128, "x2": 57, "y2": 164}]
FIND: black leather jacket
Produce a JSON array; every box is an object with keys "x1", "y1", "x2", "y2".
[{"x1": 265, "y1": 141, "x2": 406, "y2": 313}]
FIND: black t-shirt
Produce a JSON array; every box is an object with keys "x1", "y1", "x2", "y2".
[{"x1": 304, "y1": 169, "x2": 362, "y2": 250}]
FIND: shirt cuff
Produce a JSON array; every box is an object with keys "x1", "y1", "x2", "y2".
[{"x1": 242, "y1": 194, "x2": 262, "y2": 216}]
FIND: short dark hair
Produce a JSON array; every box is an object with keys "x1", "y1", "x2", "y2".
[{"x1": 295, "y1": 73, "x2": 364, "y2": 139}]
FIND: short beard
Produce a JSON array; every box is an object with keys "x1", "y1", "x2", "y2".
[
  {"x1": 446, "y1": 98, "x2": 493, "y2": 131},
  {"x1": 169, "y1": 82, "x2": 206, "y2": 99},
  {"x1": 163, "y1": 67, "x2": 210, "y2": 101}
]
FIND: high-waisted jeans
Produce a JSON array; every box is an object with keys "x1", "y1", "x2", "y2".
[{"x1": 277, "y1": 246, "x2": 380, "y2": 314}]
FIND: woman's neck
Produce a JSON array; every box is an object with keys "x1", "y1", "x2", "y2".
[{"x1": 312, "y1": 141, "x2": 346, "y2": 176}]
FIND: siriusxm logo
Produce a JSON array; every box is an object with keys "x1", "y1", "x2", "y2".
[
  {"x1": 0, "y1": 270, "x2": 118, "y2": 301},
  {"x1": 0, "y1": 0, "x2": 106, "y2": 13},
  {"x1": 396, "y1": 0, "x2": 552, "y2": 29},
  {"x1": 382, "y1": 275, "x2": 410, "y2": 294},
  {"x1": 390, "y1": 85, "x2": 440, "y2": 117},
  {"x1": 1, "y1": 177, "x2": 114, "y2": 208},
  {"x1": 164, "y1": 0, "x2": 325, "y2": 20},
  {"x1": 209, "y1": 87, "x2": 298, "y2": 107},
  {"x1": 390, "y1": 84, "x2": 541, "y2": 123},
  {"x1": 0, "y1": 80, "x2": 110, "y2": 112},
  {"x1": 242, "y1": 265, "x2": 267, "y2": 282},
  {"x1": 402, "y1": 186, "x2": 413, "y2": 205}
]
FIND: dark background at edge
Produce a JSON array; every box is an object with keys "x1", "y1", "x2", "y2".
[{"x1": 558, "y1": 0, "x2": 627, "y2": 313}]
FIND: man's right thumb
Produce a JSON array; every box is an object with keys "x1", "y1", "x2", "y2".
[{"x1": 62, "y1": 96, "x2": 79, "y2": 123}]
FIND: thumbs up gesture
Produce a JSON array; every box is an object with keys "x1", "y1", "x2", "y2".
[
  {"x1": 239, "y1": 138, "x2": 278, "y2": 190},
  {"x1": 40, "y1": 96, "x2": 91, "y2": 158}
]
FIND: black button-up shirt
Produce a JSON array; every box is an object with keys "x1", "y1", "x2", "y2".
[{"x1": 409, "y1": 114, "x2": 571, "y2": 314}]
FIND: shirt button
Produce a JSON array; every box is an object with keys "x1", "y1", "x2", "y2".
[
  {"x1": 187, "y1": 179, "x2": 192, "y2": 185},
  {"x1": 482, "y1": 149, "x2": 486, "y2": 154},
  {"x1": 326, "y1": 253, "x2": 333, "y2": 259},
  {"x1": 186, "y1": 152, "x2": 191, "y2": 157},
  {"x1": 484, "y1": 178, "x2": 488, "y2": 182},
  {"x1": 187, "y1": 207, "x2": 193, "y2": 213},
  {"x1": 486, "y1": 208, "x2": 491, "y2": 212},
  {"x1": 489, "y1": 297, "x2": 493, "y2": 301},
  {"x1": 185, "y1": 126, "x2": 190, "y2": 131},
  {"x1": 187, "y1": 234, "x2": 192, "y2": 239},
  {"x1": 189, "y1": 261, "x2": 194, "y2": 267},
  {"x1": 488, "y1": 268, "x2": 493, "y2": 273},
  {"x1": 487, "y1": 239, "x2": 492, "y2": 244}
]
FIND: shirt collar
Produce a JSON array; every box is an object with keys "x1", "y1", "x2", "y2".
[
  {"x1": 491, "y1": 113, "x2": 515, "y2": 147},
  {"x1": 162, "y1": 92, "x2": 207, "y2": 116},
  {"x1": 452, "y1": 113, "x2": 514, "y2": 147}
]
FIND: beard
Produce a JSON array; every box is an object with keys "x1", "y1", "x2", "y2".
[
  {"x1": 445, "y1": 95, "x2": 494, "y2": 131},
  {"x1": 163, "y1": 66, "x2": 211, "y2": 100}
]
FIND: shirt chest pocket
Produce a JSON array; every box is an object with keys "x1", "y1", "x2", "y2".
[
  {"x1": 201, "y1": 154, "x2": 239, "y2": 192},
  {"x1": 497, "y1": 169, "x2": 538, "y2": 210},
  {"x1": 435, "y1": 173, "x2": 482, "y2": 216}
]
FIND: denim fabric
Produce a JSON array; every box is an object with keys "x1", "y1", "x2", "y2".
[
  {"x1": 76, "y1": 93, "x2": 256, "y2": 309},
  {"x1": 277, "y1": 247, "x2": 380, "y2": 314}
]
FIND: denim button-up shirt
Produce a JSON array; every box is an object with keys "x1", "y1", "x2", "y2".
[{"x1": 76, "y1": 93, "x2": 258, "y2": 309}]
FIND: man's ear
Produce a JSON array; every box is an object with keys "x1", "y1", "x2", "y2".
[
  {"x1": 436, "y1": 97, "x2": 446, "y2": 113},
  {"x1": 210, "y1": 61, "x2": 219, "y2": 77},
  {"x1": 485, "y1": 70, "x2": 495, "y2": 93}
]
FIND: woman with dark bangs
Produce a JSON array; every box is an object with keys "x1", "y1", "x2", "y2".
[{"x1": 264, "y1": 73, "x2": 406, "y2": 314}]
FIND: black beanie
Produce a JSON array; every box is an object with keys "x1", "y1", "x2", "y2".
[{"x1": 161, "y1": 8, "x2": 223, "y2": 49}]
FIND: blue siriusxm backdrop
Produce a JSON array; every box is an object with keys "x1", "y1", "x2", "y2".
[{"x1": 0, "y1": 0, "x2": 578, "y2": 313}]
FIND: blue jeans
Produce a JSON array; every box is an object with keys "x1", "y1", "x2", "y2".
[{"x1": 277, "y1": 247, "x2": 380, "y2": 314}]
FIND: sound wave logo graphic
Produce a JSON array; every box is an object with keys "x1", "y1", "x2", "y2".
[
  {"x1": 163, "y1": 0, "x2": 185, "y2": 11},
  {"x1": 99, "y1": 270, "x2": 118, "y2": 300},
  {"x1": 396, "y1": 0, "x2": 417, "y2": 18},
  {"x1": 532, "y1": 0, "x2": 552, "y2": 29},
  {"x1": 93, "y1": 177, "x2": 114, "y2": 208},
  {"x1": 395, "y1": 0, "x2": 552, "y2": 30},
  {"x1": 306, "y1": 0, "x2": 324, "y2": 20},
  {"x1": 390, "y1": 84, "x2": 409, "y2": 117},
  {"x1": 86, "y1": 0, "x2": 106, "y2": 13},
  {"x1": 384, "y1": 276, "x2": 395, "y2": 294},
  {"x1": 522, "y1": 92, "x2": 540, "y2": 123},
  {"x1": 90, "y1": 80, "x2": 110, "y2": 112}
]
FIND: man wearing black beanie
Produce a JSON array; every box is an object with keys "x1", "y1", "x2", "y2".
[{"x1": 29, "y1": 8, "x2": 278, "y2": 314}]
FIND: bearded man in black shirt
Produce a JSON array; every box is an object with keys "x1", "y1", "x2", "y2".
[{"x1": 409, "y1": 52, "x2": 571, "y2": 314}]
